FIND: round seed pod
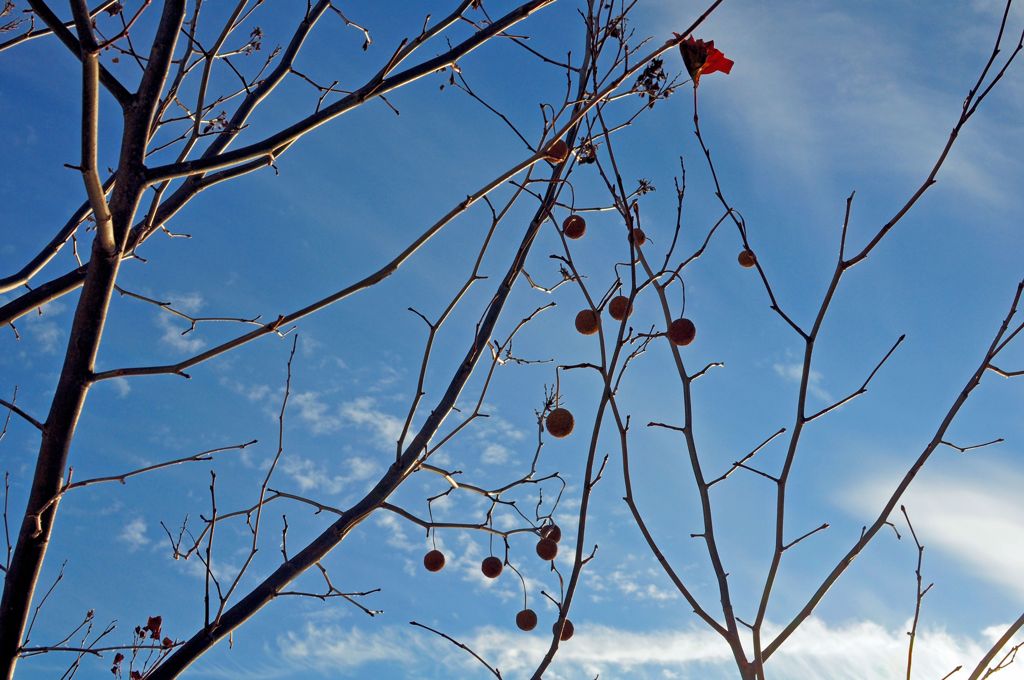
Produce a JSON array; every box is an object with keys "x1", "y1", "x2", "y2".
[
  {"x1": 667, "y1": 318, "x2": 696, "y2": 346},
  {"x1": 481, "y1": 556, "x2": 503, "y2": 579},
  {"x1": 738, "y1": 249, "x2": 756, "y2": 268},
  {"x1": 574, "y1": 309, "x2": 599, "y2": 335},
  {"x1": 516, "y1": 609, "x2": 538, "y2": 631},
  {"x1": 423, "y1": 549, "x2": 445, "y2": 572},
  {"x1": 630, "y1": 228, "x2": 646, "y2": 246},
  {"x1": 536, "y1": 538, "x2": 558, "y2": 561},
  {"x1": 540, "y1": 524, "x2": 562, "y2": 543},
  {"x1": 608, "y1": 295, "x2": 632, "y2": 321},
  {"x1": 563, "y1": 215, "x2": 586, "y2": 239},
  {"x1": 545, "y1": 408, "x2": 574, "y2": 438},
  {"x1": 553, "y1": 618, "x2": 575, "y2": 641},
  {"x1": 544, "y1": 139, "x2": 569, "y2": 163}
]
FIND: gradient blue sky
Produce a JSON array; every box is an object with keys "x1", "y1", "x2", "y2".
[{"x1": 2, "y1": 1, "x2": 1023, "y2": 678}]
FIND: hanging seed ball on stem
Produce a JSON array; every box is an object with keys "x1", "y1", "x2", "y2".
[
  {"x1": 481, "y1": 556, "x2": 503, "y2": 579},
  {"x1": 423, "y1": 549, "x2": 445, "y2": 572},
  {"x1": 545, "y1": 407, "x2": 574, "y2": 438},
  {"x1": 544, "y1": 139, "x2": 569, "y2": 163},
  {"x1": 536, "y1": 537, "x2": 558, "y2": 561},
  {"x1": 540, "y1": 524, "x2": 562, "y2": 543},
  {"x1": 516, "y1": 609, "x2": 538, "y2": 632},
  {"x1": 608, "y1": 295, "x2": 632, "y2": 321},
  {"x1": 667, "y1": 318, "x2": 697, "y2": 346},
  {"x1": 738, "y1": 249, "x2": 757, "y2": 268},
  {"x1": 630, "y1": 228, "x2": 646, "y2": 246},
  {"x1": 563, "y1": 214, "x2": 586, "y2": 239},
  {"x1": 553, "y1": 618, "x2": 575, "y2": 641},
  {"x1": 574, "y1": 309, "x2": 599, "y2": 335}
]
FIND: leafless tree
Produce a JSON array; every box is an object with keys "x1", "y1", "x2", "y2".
[
  {"x1": 2, "y1": 1, "x2": 1022, "y2": 679},
  {"x1": 520, "y1": 3, "x2": 1024, "y2": 679},
  {"x1": 0, "y1": 0, "x2": 733, "y2": 677}
]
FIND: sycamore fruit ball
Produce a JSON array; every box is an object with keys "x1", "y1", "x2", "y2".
[
  {"x1": 738, "y1": 249, "x2": 756, "y2": 268},
  {"x1": 536, "y1": 537, "x2": 558, "y2": 561},
  {"x1": 481, "y1": 556, "x2": 503, "y2": 579},
  {"x1": 608, "y1": 295, "x2": 632, "y2": 321},
  {"x1": 667, "y1": 318, "x2": 696, "y2": 346},
  {"x1": 574, "y1": 309, "x2": 599, "y2": 335},
  {"x1": 540, "y1": 524, "x2": 562, "y2": 543},
  {"x1": 553, "y1": 618, "x2": 575, "y2": 641},
  {"x1": 563, "y1": 215, "x2": 586, "y2": 239},
  {"x1": 545, "y1": 408, "x2": 574, "y2": 438},
  {"x1": 516, "y1": 609, "x2": 538, "y2": 631},
  {"x1": 544, "y1": 139, "x2": 569, "y2": 163},
  {"x1": 423, "y1": 549, "x2": 445, "y2": 572},
  {"x1": 630, "y1": 228, "x2": 646, "y2": 246}
]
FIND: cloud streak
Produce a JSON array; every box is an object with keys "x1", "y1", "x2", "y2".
[
  {"x1": 277, "y1": 617, "x2": 1022, "y2": 679},
  {"x1": 677, "y1": 2, "x2": 1023, "y2": 211},
  {"x1": 841, "y1": 463, "x2": 1024, "y2": 602},
  {"x1": 118, "y1": 517, "x2": 150, "y2": 551}
]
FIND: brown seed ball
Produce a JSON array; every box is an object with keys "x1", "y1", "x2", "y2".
[
  {"x1": 540, "y1": 524, "x2": 562, "y2": 543},
  {"x1": 667, "y1": 318, "x2": 697, "y2": 346},
  {"x1": 544, "y1": 139, "x2": 569, "y2": 163},
  {"x1": 630, "y1": 228, "x2": 646, "y2": 246},
  {"x1": 608, "y1": 295, "x2": 632, "y2": 321},
  {"x1": 545, "y1": 408, "x2": 574, "y2": 438},
  {"x1": 536, "y1": 537, "x2": 558, "y2": 561},
  {"x1": 516, "y1": 609, "x2": 538, "y2": 632},
  {"x1": 738, "y1": 249, "x2": 757, "y2": 268},
  {"x1": 563, "y1": 215, "x2": 586, "y2": 239},
  {"x1": 574, "y1": 309, "x2": 599, "y2": 335},
  {"x1": 423, "y1": 549, "x2": 445, "y2": 572},
  {"x1": 481, "y1": 556, "x2": 503, "y2": 579},
  {"x1": 553, "y1": 618, "x2": 575, "y2": 641}
]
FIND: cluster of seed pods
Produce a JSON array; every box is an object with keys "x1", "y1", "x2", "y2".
[
  {"x1": 420, "y1": 209, "x2": 757, "y2": 640},
  {"x1": 563, "y1": 212, "x2": 756, "y2": 346},
  {"x1": 422, "y1": 520, "x2": 572, "y2": 638}
]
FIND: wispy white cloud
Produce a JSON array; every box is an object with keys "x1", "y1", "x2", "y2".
[
  {"x1": 166, "y1": 291, "x2": 204, "y2": 314},
  {"x1": 118, "y1": 517, "x2": 150, "y2": 551},
  {"x1": 493, "y1": 512, "x2": 527, "y2": 533},
  {"x1": 773, "y1": 361, "x2": 831, "y2": 402},
  {"x1": 110, "y1": 377, "x2": 131, "y2": 398},
  {"x1": 346, "y1": 456, "x2": 377, "y2": 481},
  {"x1": 680, "y1": 2, "x2": 1023, "y2": 209},
  {"x1": 219, "y1": 377, "x2": 274, "y2": 403},
  {"x1": 480, "y1": 443, "x2": 511, "y2": 465},
  {"x1": 475, "y1": 411, "x2": 527, "y2": 443},
  {"x1": 291, "y1": 391, "x2": 343, "y2": 435},
  {"x1": 280, "y1": 455, "x2": 344, "y2": 494},
  {"x1": 970, "y1": 0, "x2": 1024, "y2": 23},
  {"x1": 156, "y1": 313, "x2": 205, "y2": 353},
  {"x1": 29, "y1": 320, "x2": 62, "y2": 354},
  {"x1": 606, "y1": 568, "x2": 678, "y2": 603},
  {"x1": 470, "y1": 410, "x2": 528, "y2": 465},
  {"x1": 287, "y1": 392, "x2": 406, "y2": 447},
  {"x1": 340, "y1": 396, "x2": 405, "y2": 450},
  {"x1": 179, "y1": 552, "x2": 241, "y2": 584},
  {"x1": 35, "y1": 300, "x2": 67, "y2": 316},
  {"x1": 279, "y1": 453, "x2": 378, "y2": 495},
  {"x1": 374, "y1": 512, "x2": 416, "y2": 552},
  {"x1": 841, "y1": 463, "x2": 1024, "y2": 602},
  {"x1": 275, "y1": 618, "x2": 1022, "y2": 679},
  {"x1": 245, "y1": 384, "x2": 273, "y2": 403},
  {"x1": 366, "y1": 363, "x2": 401, "y2": 393},
  {"x1": 155, "y1": 292, "x2": 207, "y2": 353},
  {"x1": 18, "y1": 299, "x2": 67, "y2": 354},
  {"x1": 279, "y1": 623, "x2": 420, "y2": 672}
]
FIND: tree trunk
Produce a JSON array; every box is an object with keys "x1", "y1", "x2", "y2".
[{"x1": 0, "y1": 243, "x2": 120, "y2": 679}]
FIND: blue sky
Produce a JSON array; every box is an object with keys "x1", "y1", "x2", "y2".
[{"x1": 2, "y1": 1, "x2": 1024, "y2": 678}]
